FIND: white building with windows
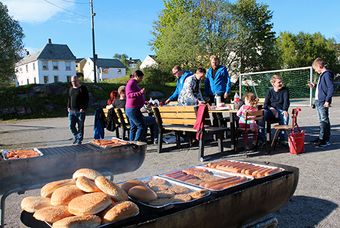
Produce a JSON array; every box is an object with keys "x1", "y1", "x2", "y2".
[
  {"x1": 140, "y1": 55, "x2": 158, "y2": 69},
  {"x1": 82, "y1": 58, "x2": 126, "y2": 82},
  {"x1": 15, "y1": 39, "x2": 76, "y2": 86}
]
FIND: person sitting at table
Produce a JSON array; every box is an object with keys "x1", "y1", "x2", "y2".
[
  {"x1": 237, "y1": 92, "x2": 259, "y2": 150},
  {"x1": 106, "y1": 90, "x2": 118, "y2": 110},
  {"x1": 165, "y1": 65, "x2": 193, "y2": 105},
  {"x1": 112, "y1": 85, "x2": 126, "y2": 108},
  {"x1": 178, "y1": 67, "x2": 206, "y2": 106},
  {"x1": 264, "y1": 74, "x2": 290, "y2": 141}
]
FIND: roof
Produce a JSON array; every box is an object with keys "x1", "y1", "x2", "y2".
[
  {"x1": 90, "y1": 58, "x2": 126, "y2": 68},
  {"x1": 148, "y1": 55, "x2": 156, "y2": 60},
  {"x1": 16, "y1": 43, "x2": 76, "y2": 66}
]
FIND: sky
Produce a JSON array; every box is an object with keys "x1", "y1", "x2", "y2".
[{"x1": 2, "y1": 0, "x2": 340, "y2": 61}]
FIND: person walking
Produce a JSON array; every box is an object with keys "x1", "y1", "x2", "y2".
[
  {"x1": 309, "y1": 57, "x2": 334, "y2": 147},
  {"x1": 165, "y1": 65, "x2": 193, "y2": 105},
  {"x1": 67, "y1": 76, "x2": 89, "y2": 145},
  {"x1": 125, "y1": 70, "x2": 146, "y2": 142},
  {"x1": 205, "y1": 55, "x2": 232, "y2": 103}
]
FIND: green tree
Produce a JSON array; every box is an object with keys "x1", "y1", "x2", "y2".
[
  {"x1": 151, "y1": 0, "x2": 277, "y2": 75},
  {"x1": 277, "y1": 32, "x2": 339, "y2": 71},
  {"x1": 231, "y1": 0, "x2": 279, "y2": 72},
  {"x1": 113, "y1": 53, "x2": 129, "y2": 67},
  {"x1": 0, "y1": 2, "x2": 24, "y2": 84}
]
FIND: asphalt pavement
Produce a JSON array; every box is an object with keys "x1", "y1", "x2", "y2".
[{"x1": 0, "y1": 98, "x2": 339, "y2": 228}]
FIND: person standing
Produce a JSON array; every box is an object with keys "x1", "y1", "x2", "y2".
[
  {"x1": 67, "y1": 76, "x2": 89, "y2": 145},
  {"x1": 165, "y1": 65, "x2": 193, "y2": 105},
  {"x1": 205, "y1": 55, "x2": 232, "y2": 103},
  {"x1": 309, "y1": 57, "x2": 334, "y2": 147},
  {"x1": 264, "y1": 74, "x2": 290, "y2": 141},
  {"x1": 178, "y1": 67, "x2": 206, "y2": 106},
  {"x1": 125, "y1": 70, "x2": 146, "y2": 142}
]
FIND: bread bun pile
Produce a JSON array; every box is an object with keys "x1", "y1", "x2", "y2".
[{"x1": 21, "y1": 168, "x2": 139, "y2": 227}]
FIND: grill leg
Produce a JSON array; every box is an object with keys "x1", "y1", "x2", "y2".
[{"x1": 1, "y1": 189, "x2": 21, "y2": 228}]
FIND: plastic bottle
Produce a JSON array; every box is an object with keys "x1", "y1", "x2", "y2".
[
  {"x1": 215, "y1": 94, "x2": 221, "y2": 107},
  {"x1": 234, "y1": 93, "x2": 240, "y2": 110}
]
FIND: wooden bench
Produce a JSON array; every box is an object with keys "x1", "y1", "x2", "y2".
[
  {"x1": 114, "y1": 108, "x2": 130, "y2": 140},
  {"x1": 152, "y1": 106, "x2": 228, "y2": 161},
  {"x1": 102, "y1": 108, "x2": 121, "y2": 138}
]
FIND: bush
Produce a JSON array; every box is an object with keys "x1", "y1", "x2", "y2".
[{"x1": 141, "y1": 67, "x2": 171, "y2": 86}]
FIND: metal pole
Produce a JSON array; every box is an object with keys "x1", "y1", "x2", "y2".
[
  {"x1": 310, "y1": 67, "x2": 313, "y2": 107},
  {"x1": 90, "y1": 0, "x2": 97, "y2": 83}
]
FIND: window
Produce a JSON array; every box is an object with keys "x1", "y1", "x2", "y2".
[
  {"x1": 117, "y1": 69, "x2": 122, "y2": 73},
  {"x1": 33, "y1": 63, "x2": 35, "y2": 71},
  {"x1": 67, "y1": 76, "x2": 72, "y2": 82},
  {"x1": 26, "y1": 79, "x2": 29, "y2": 85},
  {"x1": 54, "y1": 76, "x2": 59, "y2": 83},
  {"x1": 42, "y1": 61, "x2": 48, "y2": 70},
  {"x1": 26, "y1": 65, "x2": 28, "y2": 72},
  {"x1": 52, "y1": 61, "x2": 58, "y2": 70},
  {"x1": 44, "y1": 76, "x2": 49, "y2": 84},
  {"x1": 65, "y1": 61, "x2": 71, "y2": 71},
  {"x1": 34, "y1": 77, "x2": 36, "y2": 84}
]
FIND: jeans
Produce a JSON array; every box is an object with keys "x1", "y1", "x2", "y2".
[
  {"x1": 264, "y1": 108, "x2": 289, "y2": 139},
  {"x1": 315, "y1": 100, "x2": 331, "y2": 142},
  {"x1": 125, "y1": 108, "x2": 145, "y2": 141},
  {"x1": 68, "y1": 111, "x2": 86, "y2": 143}
]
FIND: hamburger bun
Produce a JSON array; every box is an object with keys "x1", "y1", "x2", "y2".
[
  {"x1": 68, "y1": 192, "x2": 111, "y2": 216},
  {"x1": 76, "y1": 176, "x2": 101, "y2": 193},
  {"x1": 95, "y1": 176, "x2": 128, "y2": 201},
  {"x1": 102, "y1": 201, "x2": 139, "y2": 223},
  {"x1": 128, "y1": 185, "x2": 157, "y2": 202},
  {"x1": 72, "y1": 168, "x2": 102, "y2": 180},
  {"x1": 51, "y1": 185, "x2": 85, "y2": 206},
  {"x1": 33, "y1": 205, "x2": 72, "y2": 223},
  {"x1": 41, "y1": 179, "x2": 75, "y2": 198},
  {"x1": 52, "y1": 215, "x2": 101, "y2": 228},
  {"x1": 121, "y1": 179, "x2": 146, "y2": 193},
  {"x1": 21, "y1": 196, "x2": 51, "y2": 213}
]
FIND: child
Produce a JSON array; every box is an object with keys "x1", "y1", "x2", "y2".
[{"x1": 237, "y1": 92, "x2": 259, "y2": 150}]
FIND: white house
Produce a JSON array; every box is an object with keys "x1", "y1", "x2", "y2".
[
  {"x1": 140, "y1": 55, "x2": 158, "y2": 69},
  {"x1": 15, "y1": 39, "x2": 76, "y2": 86},
  {"x1": 83, "y1": 58, "x2": 126, "y2": 82}
]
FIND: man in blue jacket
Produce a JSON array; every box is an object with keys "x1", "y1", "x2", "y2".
[
  {"x1": 165, "y1": 65, "x2": 193, "y2": 104},
  {"x1": 309, "y1": 57, "x2": 334, "y2": 147},
  {"x1": 205, "y1": 55, "x2": 232, "y2": 103}
]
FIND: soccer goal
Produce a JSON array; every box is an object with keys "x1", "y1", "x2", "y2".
[{"x1": 239, "y1": 67, "x2": 314, "y2": 107}]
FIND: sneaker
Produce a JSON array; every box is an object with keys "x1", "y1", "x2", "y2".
[
  {"x1": 315, "y1": 140, "x2": 331, "y2": 148},
  {"x1": 153, "y1": 138, "x2": 158, "y2": 145}
]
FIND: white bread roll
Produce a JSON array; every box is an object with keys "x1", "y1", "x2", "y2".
[
  {"x1": 72, "y1": 168, "x2": 102, "y2": 180},
  {"x1": 33, "y1": 205, "x2": 72, "y2": 223},
  {"x1": 52, "y1": 215, "x2": 101, "y2": 228},
  {"x1": 76, "y1": 176, "x2": 100, "y2": 193},
  {"x1": 41, "y1": 179, "x2": 75, "y2": 198},
  {"x1": 68, "y1": 192, "x2": 111, "y2": 216},
  {"x1": 95, "y1": 176, "x2": 128, "y2": 202},
  {"x1": 21, "y1": 196, "x2": 51, "y2": 213},
  {"x1": 128, "y1": 185, "x2": 157, "y2": 202},
  {"x1": 121, "y1": 180, "x2": 146, "y2": 193},
  {"x1": 102, "y1": 201, "x2": 139, "y2": 223},
  {"x1": 51, "y1": 185, "x2": 85, "y2": 206}
]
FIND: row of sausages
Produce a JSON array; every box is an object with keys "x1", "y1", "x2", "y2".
[{"x1": 206, "y1": 161, "x2": 281, "y2": 179}]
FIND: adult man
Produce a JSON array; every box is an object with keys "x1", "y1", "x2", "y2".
[
  {"x1": 205, "y1": 55, "x2": 231, "y2": 103},
  {"x1": 165, "y1": 65, "x2": 193, "y2": 105},
  {"x1": 309, "y1": 57, "x2": 334, "y2": 147},
  {"x1": 264, "y1": 74, "x2": 290, "y2": 140},
  {"x1": 67, "y1": 76, "x2": 89, "y2": 145}
]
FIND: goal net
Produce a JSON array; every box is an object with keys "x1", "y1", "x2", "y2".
[{"x1": 239, "y1": 67, "x2": 314, "y2": 107}]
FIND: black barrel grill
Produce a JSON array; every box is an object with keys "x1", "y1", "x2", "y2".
[
  {"x1": 0, "y1": 142, "x2": 147, "y2": 227},
  {"x1": 20, "y1": 161, "x2": 299, "y2": 228}
]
